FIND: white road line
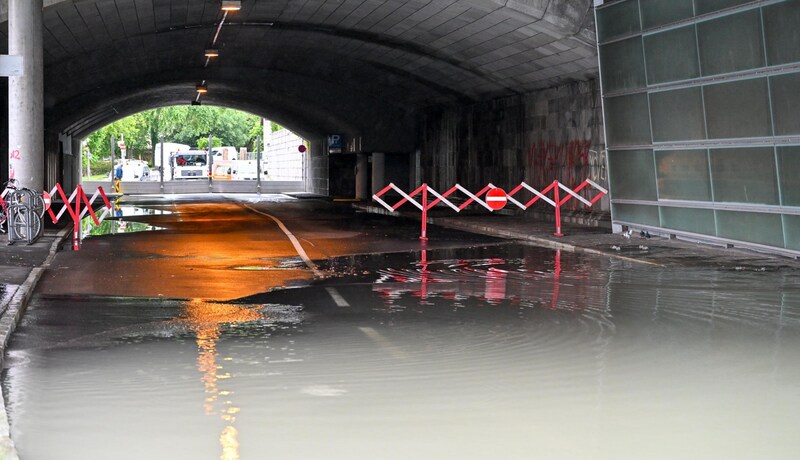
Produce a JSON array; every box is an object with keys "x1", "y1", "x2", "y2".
[
  {"x1": 241, "y1": 203, "x2": 321, "y2": 276},
  {"x1": 325, "y1": 287, "x2": 350, "y2": 307},
  {"x1": 358, "y1": 327, "x2": 408, "y2": 360}
]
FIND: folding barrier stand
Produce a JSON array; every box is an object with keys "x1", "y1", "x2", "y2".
[
  {"x1": 47, "y1": 184, "x2": 113, "y2": 251},
  {"x1": 373, "y1": 179, "x2": 607, "y2": 240}
]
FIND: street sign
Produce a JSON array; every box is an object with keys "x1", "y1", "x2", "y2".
[
  {"x1": 42, "y1": 191, "x2": 51, "y2": 211},
  {"x1": 328, "y1": 134, "x2": 343, "y2": 154},
  {"x1": 0, "y1": 55, "x2": 23, "y2": 77},
  {"x1": 486, "y1": 187, "x2": 507, "y2": 210},
  {"x1": 298, "y1": 144, "x2": 307, "y2": 153}
]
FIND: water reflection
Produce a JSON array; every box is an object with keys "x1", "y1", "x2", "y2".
[
  {"x1": 177, "y1": 300, "x2": 263, "y2": 460},
  {"x1": 3, "y1": 244, "x2": 800, "y2": 459},
  {"x1": 79, "y1": 202, "x2": 167, "y2": 239},
  {"x1": 374, "y1": 248, "x2": 571, "y2": 310}
]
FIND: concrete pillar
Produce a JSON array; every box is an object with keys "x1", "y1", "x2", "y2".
[
  {"x1": 8, "y1": 0, "x2": 44, "y2": 191},
  {"x1": 371, "y1": 152, "x2": 385, "y2": 195},
  {"x1": 356, "y1": 153, "x2": 369, "y2": 200}
]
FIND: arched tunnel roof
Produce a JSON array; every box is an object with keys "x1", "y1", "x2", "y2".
[{"x1": 1, "y1": 0, "x2": 597, "y2": 149}]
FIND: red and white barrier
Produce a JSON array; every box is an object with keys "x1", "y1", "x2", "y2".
[
  {"x1": 47, "y1": 184, "x2": 113, "y2": 251},
  {"x1": 373, "y1": 179, "x2": 607, "y2": 239}
]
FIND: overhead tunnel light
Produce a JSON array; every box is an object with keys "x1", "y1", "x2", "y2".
[
  {"x1": 221, "y1": 1, "x2": 241, "y2": 11},
  {"x1": 196, "y1": 84, "x2": 208, "y2": 94},
  {"x1": 205, "y1": 49, "x2": 219, "y2": 58}
]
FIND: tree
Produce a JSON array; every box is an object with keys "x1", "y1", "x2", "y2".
[
  {"x1": 196, "y1": 136, "x2": 222, "y2": 150},
  {"x1": 83, "y1": 106, "x2": 264, "y2": 177}
]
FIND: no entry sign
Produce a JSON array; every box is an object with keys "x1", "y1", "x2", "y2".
[
  {"x1": 42, "y1": 191, "x2": 51, "y2": 211},
  {"x1": 486, "y1": 187, "x2": 507, "y2": 210}
]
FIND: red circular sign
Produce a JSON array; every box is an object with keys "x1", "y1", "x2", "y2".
[
  {"x1": 298, "y1": 144, "x2": 307, "y2": 153},
  {"x1": 486, "y1": 187, "x2": 507, "y2": 210},
  {"x1": 42, "y1": 191, "x2": 52, "y2": 211}
]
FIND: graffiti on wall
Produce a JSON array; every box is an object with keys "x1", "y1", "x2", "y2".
[
  {"x1": 526, "y1": 140, "x2": 606, "y2": 187},
  {"x1": 526, "y1": 140, "x2": 607, "y2": 210}
]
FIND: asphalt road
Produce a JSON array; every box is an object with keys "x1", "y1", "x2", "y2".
[{"x1": 38, "y1": 194, "x2": 501, "y2": 300}]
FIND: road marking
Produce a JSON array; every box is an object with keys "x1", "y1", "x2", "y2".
[
  {"x1": 358, "y1": 327, "x2": 408, "y2": 360},
  {"x1": 241, "y1": 203, "x2": 321, "y2": 276},
  {"x1": 325, "y1": 287, "x2": 350, "y2": 307}
]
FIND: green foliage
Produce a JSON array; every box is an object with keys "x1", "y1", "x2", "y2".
[
  {"x1": 83, "y1": 106, "x2": 263, "y2": 172},
  {"x1": 270, "y1": 121, "x2": 283, "y2": 133},
  {"x1": 196, "y1": 136, "x2": 222, "y2": 150}
]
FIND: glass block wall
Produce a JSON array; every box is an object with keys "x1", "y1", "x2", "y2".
[{"x1": 595, "y1": 0, "x2": 800, "y2": 255}]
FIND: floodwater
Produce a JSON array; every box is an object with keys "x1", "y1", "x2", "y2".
[
  {"x1": 4, "y1": 244, "x2": 800, "y2": 460},
  {"x1": 80, "y1": 205, "x2": 169, "y2": 238}
]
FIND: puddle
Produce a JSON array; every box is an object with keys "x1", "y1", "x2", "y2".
[
  {"x1": 81, "y1": 216, "x2": 164, "y2": 238},
  {"x1": 109, "y1": 205, "x2": 172, "y2": 217},
  {"x1": 0, "y1": 284, "x2": 18, "y2": 306},
  {"x1": 233, "y1": 266, "x2": 296, "y2": 271}
]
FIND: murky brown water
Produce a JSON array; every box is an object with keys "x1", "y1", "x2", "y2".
[{"x1": 4, "y1": 245, "x2": 800, "y2": 459}]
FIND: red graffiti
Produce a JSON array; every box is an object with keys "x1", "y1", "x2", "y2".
[
  {"x1": 526, "y1": 139, "x2": 593, "y2": 210},
  {"x1": 10, "y1": 149, "x2": 21, "y2": 161},
  {"x1": 527, "y1": 139, "x2": 591, "y2": 187}
]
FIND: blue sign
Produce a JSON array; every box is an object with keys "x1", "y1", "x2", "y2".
[{"x1": 328, "y1": 134, "x2": 343, "y2": 154}]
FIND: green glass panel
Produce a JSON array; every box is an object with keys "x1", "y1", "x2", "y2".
[
  {"x1": 710, "y1": 147, "x2": 779, "y2": 205},
  {"x1": 655, "y1": 149, "x2": 711, "y2": 200},
  {"x1": 660, "y1": 207, "x2": 716, "y2": 235},
  {"x1": 600, "y1": 38, "x2": 646, "y2": 92},
  {"x1": 777, "y1": 146, "x2": 800, "y2": 206},
  {"x1": 608, "y1": 149, "x2": 658, "y2": 200},
  {"x1": 704, "y1": 79, "x2": 771, "y2": 139},
  {"x1": 695, "y1": 0, "x2": 752, "y2": 15},
  {"x1": 644, "y1": 25, "x2": 700, "y2": 84},
  {"x1": 613, "y1": 203, "x2": 661, "y2": 226},
  {"x1": 716, "y1": 210, "x2": 784, "y2": 247},
  {"x1": 640, "y1": 0, "x2": 694, "y2": 29},
  {"x1": 784, "y1": 215, "x2": 800, "y2": 250},
  {"x1": 604, "y1": 94, "x2": 653, "y2": 147},
  {"x1": 770, "y1": 73, "x2": 800, "y2": 136},
  {"x1": 698, "y1": 10, "x2": 764, "y2": 76},
  {"x1": 763, "y1": 0, "x2": 800, "y2": 65},
  {"x1": 650, "y1": 88, "x2": 706, "y2": 142},
  {"x1": 597, "y1": 0, "x2": 641, "y2": 43}
]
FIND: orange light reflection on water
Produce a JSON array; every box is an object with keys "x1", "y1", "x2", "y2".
[{"x1": 179, "y1": 299, "x2": 264, "y2": 460}]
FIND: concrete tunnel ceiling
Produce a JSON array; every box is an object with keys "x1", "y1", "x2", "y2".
[{"x1": 1, "y1": 0, "x2": 598, "y2": 149}]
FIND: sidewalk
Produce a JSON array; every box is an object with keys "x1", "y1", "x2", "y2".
[{"x1": 0, "y1": 225, "x2": 69, "y2": 460}]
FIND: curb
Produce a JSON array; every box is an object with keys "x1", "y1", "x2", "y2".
[
  {"x1": 0, "y1": 226, "x2": 70, "y2": 460},
  {"x1": 354, "y1": 203, "x2": 664, "y2": 267}
]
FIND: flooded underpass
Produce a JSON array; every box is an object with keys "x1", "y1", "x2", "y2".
[{"x1": 4, "y1": 242, "x2": 800, "y2": 460}]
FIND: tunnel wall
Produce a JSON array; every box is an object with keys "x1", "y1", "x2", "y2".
[
  {"x1": 596, "y1": 0, "x2": 800, "y2": 255},
  {"x1": 417, "y1": 79, "x2": 607, "y2": 213},
  {"x1": 307, "y1": 138, "x2": 327, "y2": 195}
]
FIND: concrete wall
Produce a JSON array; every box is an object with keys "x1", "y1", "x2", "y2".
[
  {"x1": 307, "y1": 138, "x2": 327, "y2": 196},
  {"x1": 418, "y1": 79, "x2": 607, "y2": 212}
]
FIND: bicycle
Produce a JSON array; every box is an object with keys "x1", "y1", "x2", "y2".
[{"x1": 2, "y1": 179, "x2": 44, "y2": 243}]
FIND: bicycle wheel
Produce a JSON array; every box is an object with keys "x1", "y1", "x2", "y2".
[
  {"x1": 9, "y1": 206, "x2": 27, "y2": 241},
  {"x1": 29, "y1": 210, "x2": 43, "y2": 241},
  {"x1": 28, "y1": 190, "x2": 45, "y2": 218},
  {"x1": 10, "y1": 206, "x2": 41, "y2": 242}
]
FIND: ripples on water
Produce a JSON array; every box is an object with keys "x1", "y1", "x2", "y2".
[{"x1": 3, "y1": 244, "x2": 800, "y2": 459}]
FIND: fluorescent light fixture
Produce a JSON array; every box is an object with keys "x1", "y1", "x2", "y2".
[
  {"x1": 196, "y1": 84, "x2": 208, "y2": 93},
  {"x1": 221, "y1": 1, "x2": 241, "y2": 11},
  {"x1": 205, "y1": 49, "x2": 219, "y2": 58},
  {"x1": 191, "y1": 101, "x2": 202, "y2": 106}
]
